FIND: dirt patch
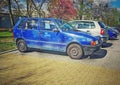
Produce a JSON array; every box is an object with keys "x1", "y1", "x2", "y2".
[{"x1": 0, "y1": 53, "x2": 120, "y2": 85}]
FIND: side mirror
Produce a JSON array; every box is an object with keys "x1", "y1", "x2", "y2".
[{"x1": 52, "y1": 28, "x2": 59, "y2": 32}]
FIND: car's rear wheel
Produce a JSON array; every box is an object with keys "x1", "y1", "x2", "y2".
[
  {"x1": 67, "y1": 44, "x2": 83, "y2": 59},
  {"x1": 17, "y1": 39, "x2": 28, "y2": 52}
]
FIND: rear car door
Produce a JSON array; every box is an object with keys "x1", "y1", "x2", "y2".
[{"x1": 22, "y1": 19, "x2": 40, "y2": 48}]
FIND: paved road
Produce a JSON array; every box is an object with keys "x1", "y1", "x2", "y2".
[
  {"x1": 0, "y1": 36, "x2": 120, "y2": 85},
  {"x1": 26, "y1": 35, "x2": 119, "y2": 69},
  {"x1": 4, "y1": 35, "x2": 120, "y2": 69}
]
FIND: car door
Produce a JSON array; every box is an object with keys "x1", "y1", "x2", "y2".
[
  {"x1": 22, "y1": 19, "x2": 40, "y2": 48},
  {"x1": 39, "y1": 19, "x2": 65, "y2": 51}
]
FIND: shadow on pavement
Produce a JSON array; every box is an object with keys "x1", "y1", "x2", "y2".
[
  {"x1": 89, "y1": 49, "x2": 107, "y2": 59},
  {"x1": 28, "y1": 47, "x2": 108, "y2": 59},
  {"x1": 29, "y1": 48, "x2": 67, "y2": 56},
  {"x1": 102, "y1": 43, "x2": 113, "y2": 48},
  {"x1": 109, "y1": 38, "x2": 119, "y2": 40},
  {"x1": 28, "y1": 48, "x2": 107, "y2": 60}
]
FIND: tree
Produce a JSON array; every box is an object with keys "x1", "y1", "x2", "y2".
[
  {"x1": 48, "y1": 0, "x2": 77, "y2": 20},
  {"x1": 26, "y1": 0, "x2": 48, "y2": 17},
  {"x1": 75, "y1": 0, "x2": 94, "y2": 20},
  {"x1": 8, "y1": 0, "x2": 15, "y2": 28}
]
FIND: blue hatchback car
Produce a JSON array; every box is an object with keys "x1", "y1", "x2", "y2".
[{"x1": 13, "y1": 18, "x2": 101, "y2": 59}]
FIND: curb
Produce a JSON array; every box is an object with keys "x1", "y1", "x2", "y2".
[{"x1": 0, "y1": 49, "x2": 18, "y2": 55}]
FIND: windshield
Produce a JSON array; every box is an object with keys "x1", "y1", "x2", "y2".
[
  {"x1": 55, "y1": 19, "x2": 75, "y2": 31},
  {"x1": 98, "y1": 22, "x2": 107, "y2": 29}
]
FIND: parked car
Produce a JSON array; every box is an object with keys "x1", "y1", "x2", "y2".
[
  {"x1": 68, "y1": 20, "x2": 109, "y2": 44},
  {"x1": 13, "y1": 18, "x2": 101, "y2": 59},
  {"x1": 107, "y1": 27, "x2": 119, "y2": 40},
  {"x1": 113, "y1": 26, "x2": 120, "y2": 33}
]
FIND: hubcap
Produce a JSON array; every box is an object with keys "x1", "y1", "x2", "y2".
[
  {"x1": 19, "y1": 42, "x2": 25, "y2": 51},
  {"x1": 70, "y1": 47, "x2": 79, "y2": 56}
]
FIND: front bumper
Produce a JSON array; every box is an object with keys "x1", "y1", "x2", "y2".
[{"x1": 83, "y1": 44, "x2": 101, "y2": 56}]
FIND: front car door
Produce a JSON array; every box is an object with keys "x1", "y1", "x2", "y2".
[{"x1": 39, "y1": 19, "x2": 65, "y2": 51}]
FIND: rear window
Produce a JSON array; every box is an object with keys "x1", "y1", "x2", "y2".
[
  {"x1": 98, "y1": 22, "x2": 106, "y2": 28},
  {"x1": 18, "y1": 19, "x2": 26, "y2": 28}
]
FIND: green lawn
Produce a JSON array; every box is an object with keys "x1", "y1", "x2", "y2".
[
  {"x1": 0, "y1": 31, "x2": 13, "y2": 37},
  {"x1": 0, "y1": 31, "x2": 16, "y2": 52}
]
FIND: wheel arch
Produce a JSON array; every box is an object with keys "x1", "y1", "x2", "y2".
[
  {"x1": 16, "y1": 38, "x2": 25, "y2": 45},
  {"x1": 66, "y1": 42, "x2": 83, "y2": 52},
  {"x1": 16, "y1": 38, "x2": 28, "y2": 52},
  {"x1": 66, "y1": 42, "x2": 84, "y2": 59}
]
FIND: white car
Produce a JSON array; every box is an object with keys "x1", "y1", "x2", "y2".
[{"x1": 68, "y1": 20, "x2": 109, "y2": 43}]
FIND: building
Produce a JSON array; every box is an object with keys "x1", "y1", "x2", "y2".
[{"x1": 0, "y1": 13, "x2": 19, "y2": 30}]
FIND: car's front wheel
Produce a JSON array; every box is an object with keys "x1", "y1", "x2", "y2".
[
  {"x1": 67, "y1": 44, "x2": 83, "y2": 59},
  {"x1": 17, "y1": 39, "x2": 28, "y2": 52}
]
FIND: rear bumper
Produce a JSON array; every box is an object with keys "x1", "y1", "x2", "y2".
[{"x1": 83, "y1": 44, "x2": 101, "y2": 55}]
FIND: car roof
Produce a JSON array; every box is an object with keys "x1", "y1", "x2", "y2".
[
  {"x1": 69, "y1": 20, "x2": 99, "y2": 23},
  {"x1": 19, "y1": 17, "x2": 62, "y2": 20}
]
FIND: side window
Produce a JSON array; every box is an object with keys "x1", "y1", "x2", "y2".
[
  {"x1": 25, "y1": 19, "x2": 38, "y2": 30},
  {"x1": 40, "y1": 20, "x2": 56, "y2": 31},
  {"x1": 90, "y1": 22, "x2": 95, "y2": 28},
  {"x1": 69, "y1": 21, "x2": 76, "y2": 27},
  {"x1": 77, "y1": 21, "x2": 95, "y2": 29},
  {"x1": 18, "y1": 19, "x2": 26, "y2": 28},
  {"x1": 98, "y1": 22, "x2": 106, "y2": 28},
  {"x1": 77, "y1": 22, "x2": 84, "y2": 29}
]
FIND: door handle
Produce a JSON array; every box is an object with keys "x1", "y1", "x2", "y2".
[{"x1": 87, "y1": 30, "x2": 90, "y2": 32}]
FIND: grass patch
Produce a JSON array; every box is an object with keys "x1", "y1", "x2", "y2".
[
  {"x1": 0, "y1": 31, "x2": 16, "y2": 52},
  {"x1": 0, "y1": 42, "x2": 16, "y2": 52},
  {"x1": 0, "y1": 31, "x2": 13, "y2": 37},
  {"x1": 0, "y1": 37, "x2": 14, "y2": 42}
]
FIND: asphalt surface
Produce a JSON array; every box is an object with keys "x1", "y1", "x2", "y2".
[
  {"x1": 8, "y1": 35, "x2": 120, "y2": 69},
  {"x1": 0, "y1": 36, "x2": 120, "y2": 85}
]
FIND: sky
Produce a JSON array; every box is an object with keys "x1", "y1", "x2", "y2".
[
  {"x1": 110, "y1": 0, "x2": 120, "y2": 8},
  {"x1": 94, "y1": 0, "x2": 120, "y2": 8},
  {"x1": 14, "y1": 0, "x2": 120, "y2": 9},
  {"x1": 0, "y1": 0, "x2": 120, "y2": 13}
]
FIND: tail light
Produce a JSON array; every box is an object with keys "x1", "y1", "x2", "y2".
[{"x1": 100, "y1": 28, "x2": 105, "y2": 35}]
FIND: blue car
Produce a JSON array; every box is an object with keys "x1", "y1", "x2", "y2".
[
  {"x1": 13, "y1": 18, "x2": 101, "y2": 59},
  {"x1": 107, "y1": 28, "x2": 118, "y2": 40}
]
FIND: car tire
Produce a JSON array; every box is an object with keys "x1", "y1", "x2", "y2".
[
  {"x1": 67, "y1": 44, "x2": 83, "y2": 59},
  {"x1": 17, "y1": 39, "x2": 28, "y2": 52}
]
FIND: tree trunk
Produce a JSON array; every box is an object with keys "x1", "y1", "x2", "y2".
[
  {"x1": 26, "y1": 0, "x2": 30, "y2": 17},
  {"x1": 8, "y1": 0, "x2": 15, "y2": 29}
]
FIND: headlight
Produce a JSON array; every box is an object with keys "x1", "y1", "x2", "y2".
[{"x1": 91, "y1": 41, "x2": 98, "y2": 46}]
